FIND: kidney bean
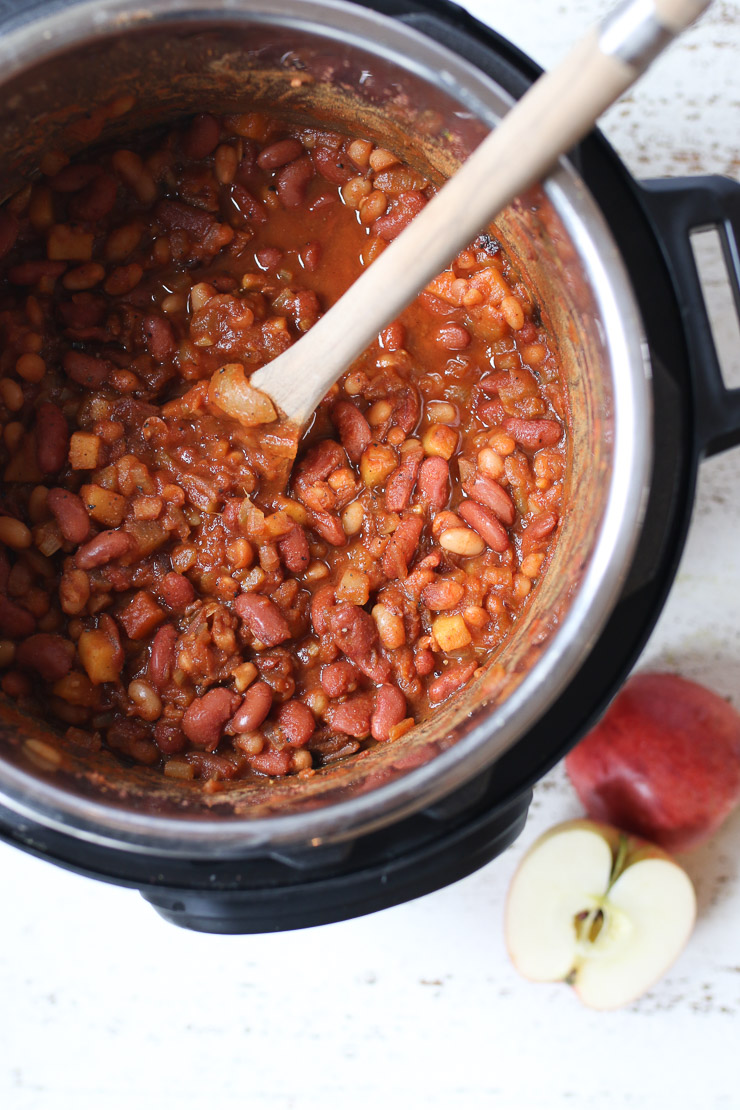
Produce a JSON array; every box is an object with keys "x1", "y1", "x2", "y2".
[
  {"x1": 414, "y1": 646, "x2": 435, "y2": 676},
  {"x1": 371, "y1": 685, "x2": 407, "y2": 742},
  {"x1": 68, "y1": 173, "x2": 118, "y2": 222},
  {"x1": 0, "y1": 595, "x2": 35, "y2": 640},
  {"x1": 143, "y1": 314, "x2": 177, "y2": 361},
  {"x1": 47, "y1": 488, "x2": 90, "y2": 545},
  {"x1": 0, "y1": 211, "x2": 19, "y2": 258},
  {"x1": 321, "y1": 659, "x2": 359, "y2": 698},
  {"x1": 421, "y1": 579, "x2": 465, "y2": 611},
  {"x1": 457, "y1": 500, "x2": 510, "y2": 553},
  {"x1": 255, "y1": 247, "x2": 283, "y2": 270},
  {"x1": 479, "y1": 373, "x2": 505, "y2": 395},
  {"x1": 75, "y1": 529, "x2": 132, "y2": 570},
  {"x1": 327, "y1": 694, "x2": 373, "y2": 738},
  {"x1": 478, "y1": 399, "x2": 507, "y2": 426},
  {"x1": 8, "y1": 260, "x2": 66, "y2": 285},
  {"x1": 503, "y1": 417, "x2": 563, "y2": 450},
  {"x1": 186, "y1": 750, "x2": 238, "y2": 779},
  {"x1": 326, "y1": 602, "x2": 390, "y2": 682},
  {"x1": 229, "y1": 184, "x2": 267, "y2": 224},
  {"x1": 63, "y1": 350, "x2": 113, "y2": 388},
  {"x1": 278, "y1": 525, "x2": 310, "y2": 574},
  {"x1": 235, "y1": 592, "x2": 291, "y2": 647},
  {"x1": 381, "y1": 514, "x2": 424, "y2": 579},
  {"x1": 16, "y1": 634, "x2": 74, "y2": 682},
  {"x1": 258, "y1": 137, "x2": 304, "y2": 170},
  {"x1": 301, "y1": 241, "x2": 321, "y2": 271},
  {"x1": 155, "y1": 199, "x2": 216, "y2": 236},
  {"x1": 278, "y1": 699, "x2": 316, "y2": 747},
  {"x1": 384, "y1": 446, "x2": 423, "y2": 512},
  {"x1": 35, "y1": 402, "x2": 69, "y2": 475},
  {"x1": 49, "y1": 164, "x2": 100, "y2": 192},
  {"x1": 182, "y1": 113, "x2": 221, "y2": 159},
  {"x1": 309, "y1": 510, "x2": 346, "y2": 547},
  {"x1": 428, "y1": 660, "x2": 478, "y2": 705},
  {"x1": 331, "y1": 401, "x2": 371, "y2": 463},
  {"x1": 392, "y1": 385, "x2": 421, "y2": 435},
  {"x1": 372, "y1": 191, "x2": 427, "y2": 241},
  {"x1": 182, "y1": 686, "x2": 240, "y2": 750},
  {"x1": 416, "y1": 456, "x2": 449, "y2": 512},
  {"x1": 229, "y1": 680, "x2": 273, "y2": 732},
  {"x1": 312, "y1": 145, "x2": 354, "y2": 184},
  {"x1": 154, "y1": 719, "x2": 187, "y2": 755},
  {"x1": 158, "y1": 572, "x2": 195, "y2": 612},
  {"x1": 436, "y1": 323, "x2": 470, "y2": 350},
  {"x1": 311, "y1": 583, "x2": 336, "y2": 636},
  {"x1": 463, "y1": 471, "x2": 516, "y2": 526},
  {"x1": 276, "y1": 156, "x2": 314, "y2": 207},
  {"x1": 148, "y1": 623, "x2": 177, "y2": 690},
  {"x1": 527, "y1": 510, "x2": 559, "y2": 541},
  {"x1": 248, "y1": 748, "x2": 293, "y2": 776},
  {"x1": 294, "y1": 440, "x2": 347, "y2": 489}
]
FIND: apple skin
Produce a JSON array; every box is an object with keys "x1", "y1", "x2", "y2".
[{"x1": 565, "y1": 672, "x2": 740, "y2": 853}]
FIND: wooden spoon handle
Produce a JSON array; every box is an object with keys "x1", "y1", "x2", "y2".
[{"x1": 251, "y1": 0, "x2": 710, "y2": 426}]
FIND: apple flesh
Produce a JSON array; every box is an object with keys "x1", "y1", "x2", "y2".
[
  {"x1": 505, "y1": 820, "x2": 696, "y2": 1010},
  {"x1": 565, "y1": 672, "x2": 740, "y2": 853}
]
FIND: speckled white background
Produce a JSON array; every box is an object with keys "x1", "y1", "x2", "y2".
[{"x1": 2, "y1": 2, "x2": 740, "y2": 1108}]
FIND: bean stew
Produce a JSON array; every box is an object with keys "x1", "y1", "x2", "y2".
[{"x1": 0, "y1": 111, "x2": 566, "y2": 787}]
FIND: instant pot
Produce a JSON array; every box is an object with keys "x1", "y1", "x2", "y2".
[{"x1": 0, "y1": 0, "x2": 738, "y2": 933}]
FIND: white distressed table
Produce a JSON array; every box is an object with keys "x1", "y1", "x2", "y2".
[{"x1": 2, "y1": 3, "x2": 740, "y2": 1108}]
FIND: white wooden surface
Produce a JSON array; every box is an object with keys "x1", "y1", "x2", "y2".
[{"x1": 2, "y1": 3, "x2": 740, "y2": 1108}]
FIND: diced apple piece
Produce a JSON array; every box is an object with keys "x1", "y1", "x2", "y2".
[
  {"x1": 69, "y1": 432, "x2": 103, "y2": 470},
  {"x1": 432, "y1": 614, "x2": 472, "y2": 652},
  {"x1": 337, "y1": 568, "x2": 371, "y2": 607},
  {"x1": 208, "y1": 362, "x2": 277, "y2": 426},
  {"x1": 80, "y1": 484, "x2": 127, "y2": 527},
  {"x1": 359, "y1": 444, "x2": 396, "y2": 488},
  {"x1": 118, "y1": 590, "x2": 165, "y2": 640},
  {"x1": 505, "y1": 819, "x2": 696, "y2": 1010},
  {"x1": 78, "y1": 629, "x2": 122, "y2": 684}
]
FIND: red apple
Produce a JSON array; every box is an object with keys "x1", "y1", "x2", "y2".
[{"x1": 565, "y1": 672, "x2": 740, "y2": 853}]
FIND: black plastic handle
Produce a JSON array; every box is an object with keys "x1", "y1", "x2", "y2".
[{"x1": 637, "y1": 176, "x2": 740, "y2": 458}]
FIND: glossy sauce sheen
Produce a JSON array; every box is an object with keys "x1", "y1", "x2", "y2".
[{"x1": 0, "y1": 112, "x2": 566, "y2": 785}]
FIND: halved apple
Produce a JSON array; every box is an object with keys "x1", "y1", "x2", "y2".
[{"x1": 504, "y1": 819, "x2": 696, "y2": 1010}]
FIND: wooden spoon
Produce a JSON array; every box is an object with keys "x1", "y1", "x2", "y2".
[{"x1": 242, "y1": 0, "x2": 710, "y2": 432}]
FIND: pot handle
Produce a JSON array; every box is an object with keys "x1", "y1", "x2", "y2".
[{"x1": 637, "y1": 176, "x2": 740, "y2": 458}]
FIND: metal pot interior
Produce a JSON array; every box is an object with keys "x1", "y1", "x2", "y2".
[{"x1": 0, "y1": 0, "x2": 650, "y2": 853}]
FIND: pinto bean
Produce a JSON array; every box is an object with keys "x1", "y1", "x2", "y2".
[
  {"x1": 248, "y1": 748, "x2": 293, "y2": 776},
  {"x1": 503, "y1": 417, "x2": 563, "y2": 450},
  {"x1": 372, "y1": 191, "x2": 427, "y2": 241},
  {"x1": 331, "y1": 401, "x2": 371, "y2": 463},
  {"x1": 0, "y1": 595, "x2": 36, "y2": 640},
  {"x1": 326, "y1": 602, "x2": 390, "y2": 682},
  {"x1": 143, "y1": 314, "x2": 177, "y2": 361},
  {"x1": 35, "y1": 402, "x2": 69, "y2": 475},
  {"x1": 158, "y1": 572, "x2": 195, "y2": 612},
  {"x1": 277, "y1": 156, "x2": 314, "y2": 207},
  {"x1": 371, "y1": 685, "x2": 407, "y2": 742},
  {"x1": 381, "y1": 514, "x2": 423, "y2": 579},
  {"x1": 182, "y1": 113, "x2": 221, "y2": 159},
  {"x1": 278, "y1": 525, "x2": 310, "y2": 574},
  {"x1": 229, "y1": 680, "x2": 273, "y2": 732},
  {"x1": 258, "y1": 138, "x2": 304, "y2": 169},
  {"x1": 463, "y1": 471, "x2": 516, "y2": 526},
  {"x1": 321, "y1": 659, "x2": 358, "y2": 698},
  {"x1": 75, "y1": 529, "x2": 131, "y2": 570},
  {"x1": 416, "y1": 456, "x2": 449, "y2": 512},
  {"x1": 457, "y1": 500, "x2": 510, "y2": 553},
  {"x1": 384, "y1": 446, "x2": 423, "y2": 512},
  {"x1": 182, "y1": 686, "x2": 240, "y2": 750},
  {"x1": 421, "y1": 579, "x2": 465, "y2": 611},
  {"x1": 47, "y1": 488, "x2": 90, "y2": 545},
  {"x1": 59, "y1": 568, "x2": 90, "y2": 615},
  {"x1": 148, "y1": 623, "x2": 177, "y2": 690},
  {"x1": 428, "y1": 660, "x2": 477, "y2": 705},
  {"x1": 277, "y1": 699, "x2": 316, "y2": 747},
  {"x1": 63, "y1": 350, "x2": 113, "y2": 389},
  {"x1": 235, "y1": 592, "x2": 291, "y2": 646},
  {"x1": 327, "y1": 694, "x2": 373, "y2": 738},
  {"x1": 16, "y1": 634, "x2": 74, "y2": 682}
]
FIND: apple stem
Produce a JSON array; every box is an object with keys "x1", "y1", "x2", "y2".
[{"x1": 609, "y1": 834, "x2": 630, "y2": 890}]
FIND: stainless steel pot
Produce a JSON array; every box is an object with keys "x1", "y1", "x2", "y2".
[{"x1": 0, "y1": 0, "x2": 651, "y2": 856}]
